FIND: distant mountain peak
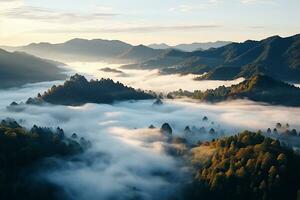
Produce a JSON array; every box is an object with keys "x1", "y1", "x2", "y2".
[
  {"x1": 243, "y1": 39, "x2": 257, "y2": 44},
  {"x1": 148, "y1": 41, "x2": 232, "y2": 52},
  {"x1": 261, "y1": 35, "x2": 282, "y2": 43},
  {"x1": 117, "y1": 44, "x2": 164, "y2": 62},
  {"x1": 64, "y1": 38, "x2": 131, "y2": 46},
  {"x1": 135, "y1": 44, "x2": 150, "y2": 49},
  {"x1": 65, "y1": 38, "x2": 89, "y2": 44},
  {"x1": 148, "y1": 43, "x2": 171, "y2": 49},
  {"x1": 27, "y1": 42, "x2": 52, "y2": 47}
]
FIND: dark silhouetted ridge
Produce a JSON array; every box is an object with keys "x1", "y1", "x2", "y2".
[
  {"x1": 169, "y1": 75, "x2": 300, "y2": 106},
  {"x1": 0, "y1": 48, "x2": 66, "y2": 88},
  {"x1": 26, "y1": 74, "x2": 154, "y2": 106}
]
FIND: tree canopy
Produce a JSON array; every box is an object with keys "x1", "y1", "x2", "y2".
[
  {"x1": 0, "y1": 119, "x2": 88, "y2": 200},
  {"x1": 186, "y1": 131, "x2": 300, "y2": 200}
]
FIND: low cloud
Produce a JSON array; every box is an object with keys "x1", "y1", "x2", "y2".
[
  {"x1": 1, "y1": 65, "x2": 300, "y2": 199},
  {"x1": 66, "y1": 62, "x2": 241, "y2": 93}
]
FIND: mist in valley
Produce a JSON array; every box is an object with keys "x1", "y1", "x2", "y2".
[
  {"x1": 1, "y1": 0, "x2": 300, "y2": 198},
  {"x1": 63, "y1": 62, "x2": 245, "y2": 93},
  {"x1": 1, "y1": 63, "x2": 300, "y2": 199}
]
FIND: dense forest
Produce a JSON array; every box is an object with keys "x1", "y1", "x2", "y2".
[
  {"x1": 185, "y1": 131, "x2": 300, "y2": 200},
  {"x1": 24, "y1": 74, "x2": 154, "y2": 106},
  {"x1": 0, "y1": 119, "x2": 89, "y2": 200},
  {"x1": 168, "y1": 74, "x2": 300, "y2": 106}
]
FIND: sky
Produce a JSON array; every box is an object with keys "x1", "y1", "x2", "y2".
[{"x1": 0, "y1": 0, "x2": 299, "y2": 46}]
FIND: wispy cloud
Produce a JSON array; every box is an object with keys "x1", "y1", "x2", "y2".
[
  {"x1": 34, "y1": 24, "x2": 222, "y2": 34},
  {"x1": 0, "y1": 0, "x2": 23, "y2": 10},
  {"x1": 247, "y1": 25, "x2": 266, "y2": 29},
  {"x1": 169, "y1": 0, "x2": 222, "y2": 12},
  {"x1": 241, "y1": 0, "x2": 276, "y2": 5},
  {"x1": 169, "y1": 5, "x2": 197, "y2": 12},
  {"x1": 1, "y1": 4, "x2": 118, "y2": 23},
  {"x1": 0, "y1": 0, "x2": 22, "y2": 2}
]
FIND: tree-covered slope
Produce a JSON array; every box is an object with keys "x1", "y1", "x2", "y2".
[
  {"x1": 139, "y1": 34, "x2": 300, "y2": 82},
  {"x1": 186, "y1": 131, "x2": 300, "y2": 200},
  {"x1": 25, "y1": 74, "x2": 154, "y2": 106},
  {"x1": 0, "y1": 119, "x2": 88, "y2": 200},
  {"x1": 199, "y1": 34, "x2": 300, "y2": 81},
  {"x1": 0, "y1": 49, "x2": 66, "y2": 88},
  {"x1": 169, "y1": 75, "x2": 300, "y2": 106}
]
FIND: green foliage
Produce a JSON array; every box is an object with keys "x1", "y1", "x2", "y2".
[
  {"x1": 0, "y1": 119, "x2": 86, "y2": 200},
  {"x1": 26, "y1": 74, "x2": 154, "y2": 106},
  {"x1": 186, "y1": 131, "x2": 300, "y2": 200},
  {"x1": 177, "y1": 74, "x2": 300, "y2": 106}
]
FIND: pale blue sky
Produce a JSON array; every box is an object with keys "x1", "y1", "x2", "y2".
[{"x1": 0, "y1": 0, "x2": 299, "y2": 45}]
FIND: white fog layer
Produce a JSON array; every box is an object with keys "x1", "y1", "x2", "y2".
[
  {"x1": 0, "y1": 62, "x2": 300, "y2": 200},
  {"x1": 64, "y1": 62, "x2": 244, "y2": 92}
]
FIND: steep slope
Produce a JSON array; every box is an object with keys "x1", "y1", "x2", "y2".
[
  {"x1": 200, "y1": 34, "x2": 300, "y2": 81},
  {"x1": 0, "y1": 49, "x2": 66, "y2": 88},
  {"x1": 140, "y1": 34, "x2": 300, "y2": 82},
  {"x1": 25, "y1": 74, "x2": 154, "y2": 106}
]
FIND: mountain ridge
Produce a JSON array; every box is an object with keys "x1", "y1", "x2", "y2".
[
  {"x1": 0, "y1": 48, "x2": 66, "y2": 88},
  {"x1": 148, "y1": 41, "x2": 232, "y2": 51},
  {"x1": 134, "y1": 34, "x2": 300, "y2": 82},
  {"x1": 168, "y1": 74, "x2": 300, "y2": 106},
  {"x1": 1, "y1": 38, "x2": 164, "y2": 63}
]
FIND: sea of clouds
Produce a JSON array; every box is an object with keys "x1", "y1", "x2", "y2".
[
  {"x1": 63, "y1": 61, "x2": 245, "y2": 93},
  {"x1": 0, "y1": 63, "x2": 300, "y2": 199}
]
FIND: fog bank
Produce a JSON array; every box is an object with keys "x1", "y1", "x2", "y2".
[
  {"x1": 1, "y1": 66, "x2": 300, "y2": 199},
  {"x1": 64, "y1": 62, "x2": 244, "y2": 93}
]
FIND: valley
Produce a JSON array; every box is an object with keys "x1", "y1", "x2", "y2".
[
  {"x1": 1, "y1": 57, "x2": 300, "y2": 199},
  {"x1": 0, "y1": 6, "x2": 300, "y2": 197}
]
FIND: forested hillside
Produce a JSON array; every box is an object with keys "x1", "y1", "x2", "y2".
[
  {"x1": 0, "y1": 119, "x2": 88, "y2": 199},
  {"x1": 25, "y1": 74, "x2": 154, "y2": 106},
  {"x1": 185, "y1": 131, "x2": 300, "y2": 200},
  {"x1": 168, "y1": 75, "x2": 300, "y2": 106}
]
